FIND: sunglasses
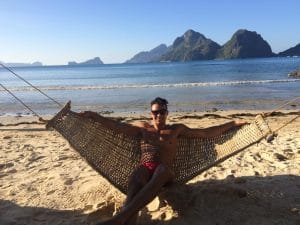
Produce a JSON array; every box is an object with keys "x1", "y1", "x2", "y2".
[{"x1": 151, "y1": 109, "x2": 168, "y2": 116}]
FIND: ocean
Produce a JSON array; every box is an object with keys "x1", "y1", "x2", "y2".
[{"x1": 0, "y1": 57, "x2": 299, "y2": 116}]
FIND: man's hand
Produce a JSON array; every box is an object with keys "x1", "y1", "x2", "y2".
[{"x1": 233, "y1": 120, "x2": 249, "y2": 127}]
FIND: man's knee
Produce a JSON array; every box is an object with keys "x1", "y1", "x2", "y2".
[
  {"x1": 129, "y1": 166, "x2": 150, "y2": 186},
  {"x1": 155, "y1": 164, "x2": 174, "y2": 180}
]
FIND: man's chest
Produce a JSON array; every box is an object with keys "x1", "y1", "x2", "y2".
[{"x1": 142, "y1": 128, "x2": 178, "y2": 143}]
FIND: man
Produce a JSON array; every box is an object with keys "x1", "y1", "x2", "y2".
[{"x1": 79, "y1": 97, "x2": 247, "y2": 225}]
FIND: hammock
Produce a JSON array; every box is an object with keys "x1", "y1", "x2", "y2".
[{"x1": 46, "y1": 101, "x2": 272, "y2": 194}]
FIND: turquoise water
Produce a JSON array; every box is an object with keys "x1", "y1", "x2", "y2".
[{"x1": 0, "y1": 57, "x2": 299, "y2": 115}]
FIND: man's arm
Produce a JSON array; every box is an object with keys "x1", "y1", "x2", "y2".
[
  {"x1": 77, "y1": 111, "x2": 142, "y2": 137},
  {"x1": 178, "y1": 120, "x2": 248, "y2": 138}
]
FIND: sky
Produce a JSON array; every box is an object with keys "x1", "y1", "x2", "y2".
[{"x1": 0, "y1": 0, "x2": 299, "y2": 65}]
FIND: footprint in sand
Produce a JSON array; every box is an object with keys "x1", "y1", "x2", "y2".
[
  {"x1": 3, "y1": 135, "x2": 12, "y2": 139},
  {"x1": 22, "y1": 144, "x2": 34, "y2": 151},
  {"x1": 0, "y1": 173, "x2": 9, "y2": 178},
  {"x1": 5, "y1": 168, "x2": 17, "y2": 174},
  {"x1": 57, "y1": 155, "x2": 71, "y2": 161},
  {"x1": 0, "y1": 162, "x2": 14, "y2": 170},
  {"x1": 38, "y1": 167, "x2": 48, "y2": 172},
  {"x1": 25, "y1": 152, "x2": 44, "y2": 167},
  {"x1": 47, "y1": 190, "x2": 56, "y2": 195},
  {"x1": 274, "y1": 153, "x2": 288, "y2": 161},
  {"x1": 64, "y1": 178, "x2": 74, "y2": 185},
  {"x1": 283, "y1": 149, "x2": 296, "y2": 159}
]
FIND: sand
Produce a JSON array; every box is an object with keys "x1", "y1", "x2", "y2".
[{"x1": 0, "y1": 110, "x2": 299, "y2": 225}]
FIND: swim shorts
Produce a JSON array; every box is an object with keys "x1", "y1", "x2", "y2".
[{"x1": 141, "y1": 161, "x2": 160, "y2": 175}]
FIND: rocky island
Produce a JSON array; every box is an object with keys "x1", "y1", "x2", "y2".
[
  {"x1": 278, "y1": 43, "x2": 300, "y2": 57},
  {"x1": 68, "y1": 57, "x2": 104, "y2": 65},
  {"x1": 288, "y1": 70, "x2": 300, "y2": 78},
  {"x1": 216, "y1": 29, "x2": 274, "y2": 59},
  {"x1": 125, "y1": 29, "x2": 300, "y2": 63},
  {"x1": 160, "y1": 29, "x2": 220, "y2": 61},
  {"x1": 125, "y1": 44, "x2": 168, "y2": 63}
]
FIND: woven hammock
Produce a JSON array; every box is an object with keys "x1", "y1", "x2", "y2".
[{"x1": 46, "y1": 102, "x2": 272, "y2": 194}]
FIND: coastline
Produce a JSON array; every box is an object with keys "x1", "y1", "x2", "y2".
[
  {"x1": 0, "y1": 110, "x2": 299, "y2": 224},
  {"x1": 0, "y1": 97, "x2": 299, "y2": 119},
  {"x1": 1, "y1": 108, "x2": 299, "y2": 128}
]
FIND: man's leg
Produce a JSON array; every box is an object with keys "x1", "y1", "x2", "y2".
[
  {"x1": 124, "y1": 165, "x2": 151, "y2": 206},
  {"x1": 123, "y1": 165, "x2": 151, "y2": 225},
  {"x1": 96, "y1": 164, "x2": 173, "y2": 225}
]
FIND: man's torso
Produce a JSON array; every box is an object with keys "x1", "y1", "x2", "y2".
[{"x1": 139, "y1": 123, "x2": 181, "y2": 166}]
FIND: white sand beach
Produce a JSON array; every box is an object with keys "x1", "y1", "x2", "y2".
[{"x1": 0, "y1": 110, "x2": 299, "y2": 225}]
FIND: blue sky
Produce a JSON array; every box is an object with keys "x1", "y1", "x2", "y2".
[{"x1": 0, "y1": 0, "x2": 299, "y2": 65}]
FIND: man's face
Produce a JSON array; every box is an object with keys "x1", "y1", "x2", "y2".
[{"x1": 151, "y1": 103, "x2": 168, "y2": 128}]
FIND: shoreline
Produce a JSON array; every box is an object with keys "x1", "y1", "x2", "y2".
[
  {"x1": 1, "y1": 100, "x2": 299, "y2": 115},
  {"x1": 0, "y1": 109, "x2": 299, "y2": 127},
  {"x1": 1, "y1": 90, "x2": 299, "y2": 117}
]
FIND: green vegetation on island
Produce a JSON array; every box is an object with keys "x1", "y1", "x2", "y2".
[
  {"x1": 216, "y1": 29, "x2": 274, "y2": 59},
  {"x1": 278, "y1": 44, "x2": 300, "y2": 57},
  {"x1": 160, "y1": 29, "x2": 220, "y2": 61},
  {"x1": 125, "y1": 29, "x2": 300, "y2": 63},
  {"x1": 125, "y1": 44, "x2": 168, "y2": 63},
  {"x1": 3, "y1": 30, "x2": 300, "y2": 66}
]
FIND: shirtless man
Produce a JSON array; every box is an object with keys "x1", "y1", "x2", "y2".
[{"x1": 79, "y1": 97, "x2": 247, "y2": 225}]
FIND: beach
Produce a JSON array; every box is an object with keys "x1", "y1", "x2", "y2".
[{"x1": 0, "y1": 110, "x2": 299, "y2": 225}]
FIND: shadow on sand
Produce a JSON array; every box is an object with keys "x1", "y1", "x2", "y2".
[{"x1": 1, "y1": 175, "x2": 299, "y2": 225}]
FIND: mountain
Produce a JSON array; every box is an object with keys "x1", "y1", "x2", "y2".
[
  {"x1": 278, "y1": 43, "x2": 300, "y2": 56},
  {"x1": 125, "y1": 44, "x2": 168, "y2": 63},
  {"x1": 217, "y1": 29, "x2": 274, "y2": 59},
  {"x1": 68, "y1": 57, "x2": 103, "y2": 65},
  {"x1": 1, "y1": 61, "x2": 43, "y2": 67},
  {"x1": 160, "y1": 29, "x2": 221, "y2": 61}
]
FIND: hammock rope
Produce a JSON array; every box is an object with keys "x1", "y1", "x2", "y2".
[
  {"x1": 272, "y1": 114, "x2": 300, "y2": 134},
  {"x1": 265, "y1": 96, "x2": 300, "y2": 115},
  {"x1": 260, "y1": 96, "x2": 300, "y2": 141},
  {"x1": 0, "y1": 63, "x2": 62, "y2": 122},
  {"x1": 0, "y1": 83, "x2": 42, "y2": 119},
  {"x1": 0, "y1": 63, "x2": 62, "y2": 107}
]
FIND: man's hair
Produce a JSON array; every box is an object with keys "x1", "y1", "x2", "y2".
[{"x1": 151, "y1": 97, "x2": 168, "y2": 109}]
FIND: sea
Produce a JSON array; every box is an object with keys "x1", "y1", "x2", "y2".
[{"x1": 0, "y1": 57, "x2": 299, "y2": 116}]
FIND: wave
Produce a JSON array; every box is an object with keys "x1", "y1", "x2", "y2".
[{"x1": 1, "y1": 79, "x2": 299, "y2": 92}]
